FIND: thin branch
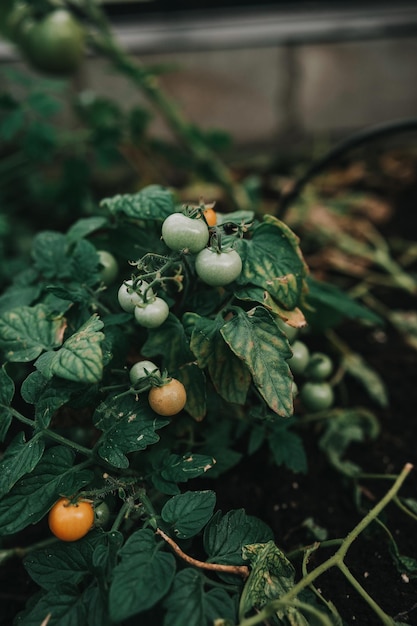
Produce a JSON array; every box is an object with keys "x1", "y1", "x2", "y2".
[{"x1": 156, "y1": 528, "x2": 249, "y2": 579}]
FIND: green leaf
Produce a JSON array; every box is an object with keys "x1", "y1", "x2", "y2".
[
  {"x1": 0, "y1": 304, "x2": 65, "y2": 362},
  {"x1": 221, "y1": 307, "x2": 293, "y2": 416},
  {"x1": 176, "y1": 362, "x2": 207, "y2": 421},
  {"x1": 0, "y1": 364, "x2": 15, "y2": 441},
  {"x1": 187, "y1": 313, "x2": 251, "y2": 405},
  {"x1": 66, "y1": 217, "x2": 109, "y2": 242},
  {"x1": 0, "y1": 446, "x2": 93, "y2": 535},
  {"x1": 161, "y1": 452, "x2": 216, "y2": 484},
  {"x1": 268, "y1": 427, "x2": 307, "y2": 474},
  {"x1": 109, "y1": 528, "x2": 176, "y2": 621},
  {"x1": 236, "y1": 215, "x2": 308, "y2": 310},
  {"x1": 305, "y1": 276, "x2": 383, "y2": 331},
  {"x1": 0, "y1": 433, "x2": 45, "y2": 498},
  {"x1": 35, "y1": 314, "x2": 104, "y2": 383},
  {"x1": 161, "y1": 490, "x2": 216, "y2": 539},
  {"x1": 204, "y1": 509, "x2": 274, "y2": 565},
  {"x1": 142, "y1": 314, "x2": 195, "y2": 371},
  {"x1": 69, "y1": 239, "x2": 101, "y2": 288},
  {"x1": 93, "y1": 393, "x2": 169, "y2": 468},
  {"x1": 240, "y1": 541, "x2": 308, "y2": 624},
  {"x1": 343, "y1": 353, "x2": 389, "y2": 408},
  {"x1": 24, "y1": 532, "x2": 103, "y2": 589},
  {"x1": 319, "y1": 408, "x2": 380, "y2": 476},
  {"x1": 15, "y1": 586, "x2": 87, "y2": 626},
  {"x1": 164, "y1": 569, "x2": 237, "y2": 626},
  {"x1": 101, "y1": 185, "x2": 175, "y2": 221},
  {"x1": 31, "y1": 231, "x2": 72, "y2": 279},
  {"x1": 20, "y1": 371, "x2": 80, "y2": 429}
]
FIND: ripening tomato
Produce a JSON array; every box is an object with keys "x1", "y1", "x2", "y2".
[
  {"x1": 21, "y1": 10, "x2": 85, "y2": 75},
  {"x1": 148, "y1": 378, "x2": 187, "y2": 416},
  {"x1": 129, "y1": 360, "x2": 160, "y2": 384},
  {"x1": 162, "y1": 213, "x2": 209, "y2": 253},
  {"x1": 118, "y1": 279, "x2": 153, "y2": 313},
  {"x1": 203, "y1": 207, "x2": 217, "y2": 227},
  {"x1": 48, "y1": 497, "x2": 94, "y2": 542},
  {"x1": 134, "y1": 297, "x2": 169, "y2": 328},
  {"x1": 195, "y1": 247, "x2": 242, "y2": 286}
]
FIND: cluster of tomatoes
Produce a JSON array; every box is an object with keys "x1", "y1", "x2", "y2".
[
  {"x1": 129, "y1": 359, "x2": 187, "y2": 417},
  {"x1": 6, "y1": 5, "x2": 84, "y2": 75},
  {"x1": 278, "y1": 319, "x2": 335, "y2": 412}
]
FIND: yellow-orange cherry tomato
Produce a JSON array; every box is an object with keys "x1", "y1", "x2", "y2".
[
  {"x1": 148, "y1": 378, "x2": 187, "y2": 416},
  {"x1": 48, "y1": 497, "x2": 94, "y2": 542},
  {"x1": 203, "y1": 207, "x2": 217, "y2": 227}
]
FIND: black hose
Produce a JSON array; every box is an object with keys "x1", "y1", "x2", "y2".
[{"x1": 277, "y1": 117, "x2": 417, "y2": 218}]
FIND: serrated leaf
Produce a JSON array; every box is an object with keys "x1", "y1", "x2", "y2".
[
  {"x1": 176, "y1": 362, "x2": 206, "y2": 420},
  {"x1": 142, "y1": 314, "x2": 195, "y2": 371},
  {"x1": 164, "y1": 568, "x2": 237, "y2": 626},
  {"x1": 221, "y1": 307, "x2": 293, "y2": 416},
  {"x1": 109, "y1": 528, "x2": 176, "y2": 621},
  {"x1": 20, "y1": 371, "x2": 80, "y2": 429},
  {"x1": 101, "y1": 185, "x2": 175, "y2": 220},
  {"x1": 268, "y1": 428, "x2": 307, "y2": 474},
  {"x1": 187, "y1": 313, "x2": 251, "y2": 405},
  {"x1": 343, "y1": 353, "x2": 389, "y2": 408},
  {"x1": 35, "y1": 314, "x2": 104, "y2": 383},
  {"x1": 0, "y1": 446, "x2": 93, "y2": 535},
  {"x1": 69, "y1": 239, "x2": 102, "y2": 287},
  {"x1": 236, "y1": 215, "x2": 308, "y2": 309},
  {"x1": 204, "y1": 509, "x2": 274, "y2": 565},
  {"x1": 31, "y1": 231, "x2": 72, "y2": 279},
  {"x1": 161, "y1": 490, "x2": 216, "y2": 539},
  {"x1": 161, "y1": 452, "x2": 216, "y2": 483},
  {"x1": 240, "y1": 541, "x2": 308, "y2": 624},
  {"x1": 14, "y1": 586, "x2": 87, "y2": 626},
  {"x1": 0, "y1": 433, "x2": 45, "y2": 498},
  {"x1": 24, "y1": 532, "x2": 103, "y2": 590},
  {"x1": 66, "y1": 217, "x2": 109, "y2": 242},
  {"x1": 0, "y1": 304, "x2": 66, "y2": 362},
  {"x1": 319, "y1": 409, "x2": 380, "y2": 476},
  {"x1": 0, "y1": 365, "x2": 15, "y2": 441},
  {"x1": 93, "y1": 393, "x2": 168, "y2": 468}
]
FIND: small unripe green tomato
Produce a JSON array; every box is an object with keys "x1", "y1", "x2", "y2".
[
  {"x1": 162, "y1": 213, "x2": 209, "y2": 254},
  {"x1": 288, "y1": 341, "x2": 310, "y2": 376},
  {"x1": 134, "y1": 297, "x2": 169, "y2": 328},
  {"x1": 118, "y1": 279, "x2": 153, "y2": 313},
  {"x1": 129, "y1": 360, "x2": 160, "y2": 384},
  {"x1": 97, "y1": 250, "x2": 118, "y2": 286},
  {"x1": 300, "y1": 382, "x2": 334, "y2": 412},
  {"x1": 305, "y1": 352, "x2": 333, "y2": 381},
  {"x1": 276, "y1": 317, "x2": 299, "y2": 343},
  {"x1": 94, "y1": 502, "x2": 111, "y2": 528}
]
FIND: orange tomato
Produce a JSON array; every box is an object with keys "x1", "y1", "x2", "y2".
[
  {"x1": 148, "y1": 378, "x2": 187, "y2": 416},
  {"x1": 48, "y1": 497, "x2": 94, "y2": 542},
  {"x1": 203, "y1": 207, "x2": 217, "y2": 227}
]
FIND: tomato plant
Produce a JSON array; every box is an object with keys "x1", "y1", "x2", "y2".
[
  {"x1": 48, "y1": 498, "x2": 94, "y2": 542},
  {"x1": 19, "y1": 9, "x2": 85, "y2": 76},
  {"x1": 148, "y1": 378, "x2": 187, "y2": 416},
  {"x1": 162, "y1": 212, "x2": 210, "y2": 253},
  {"x1": 300, "y1": 381, "x2": 335, "y2": 412},
  {"x1": 134, "y1": 297, "x2": 170, "y2": 328},
  {"x1": 118, "y1": 279, "x2": 153, "y2": 312},
  {"x1": 195, "y1": 247, "x2": 242, "y2": 286}
]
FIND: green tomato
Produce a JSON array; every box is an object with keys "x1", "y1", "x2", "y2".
[
  {"x1": 300, "y1": 381, "x2": 334, "y2": 412},
  {"x1": 276, "y1": 317, "x2": 299, "y2": 343},
  {"x1": 288, "y1": 340, "x2": 310, "y2": 376},
  {"x1": 162, "y1": 213, "x2": 209, "y2": 254},
  {"x1": 195, "y1": 248, "x2": 242, "y2": 287},
  {"x1": 118, "y1": 279, "x2": 153, "y2": 313},
  {"x1": 134, "y1": 297, "x2": 169, "y2": 328},
  {"x1": 94, "y1": 502, "x2": 111, "y2": 528},
  {"x1": 97, "y1": 250, "x2": 118, "y2": 286},
  {"x1": 305, "y1": 352, "x2": 333, "y2": 381},
  {"x1": 21, "y1": 10, "x2": 84, "y2": 76},
  {"x1": 129, "y1": 360, "x2": 160, "y2": 384}
]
